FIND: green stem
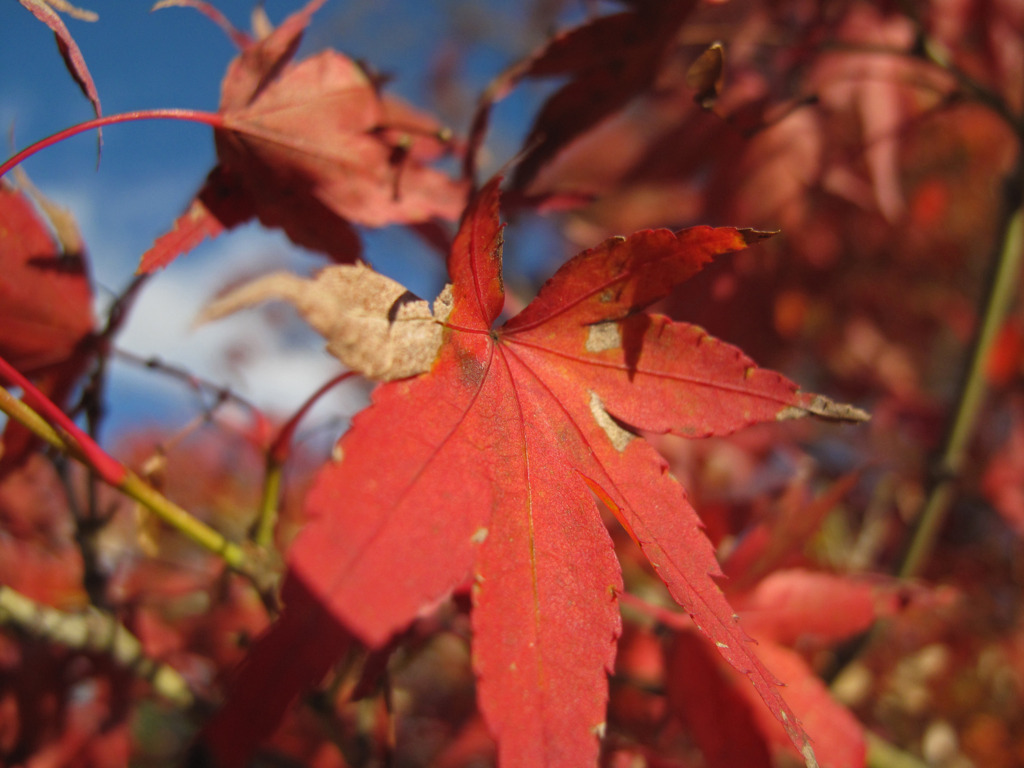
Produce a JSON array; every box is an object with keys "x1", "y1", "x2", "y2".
[
  {"x1": 252, "y1": 372, "x2": 356, "y2": 549},
  {"x1": 254, "y1": 461, "x2": 283, "y2": 550},
  {"x1": 899, "y1": 163, "x2": 1024, "y2": 579},
  {"x1": 0, "y1": 384, "x2": 274, "y2": 593},
  {"x1": 866, "y1": 733, "x2": 928, "y2": 768},
  {"x1": 0, "y1": 384, "x2": 70, "y2": 454}
]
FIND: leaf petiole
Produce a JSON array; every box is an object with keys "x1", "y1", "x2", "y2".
[
  {"x1": 0, "y1": 360, "x2": 274, "y2": 594},
  {"x1": 253, "y1": 371, "x2": 356, "y2": 549},
  {"x1": 0, "y1": 109, "x2": 225, "y2": 179}
]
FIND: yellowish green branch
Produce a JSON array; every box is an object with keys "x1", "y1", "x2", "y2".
[
  {"x1": 866, "y1": 732, "x2": 928, "y2": 768},
  {"x1": 900, "y1": 192, "x2": 1024, "y2": 579},
  {"x1": 254, "y1": 458, "x2": 284, "y2": 549},
  {"x1": 0, "y1": 384, "x2": 277, "y2": 594},
  {"x1": 0, "y1": 585, "x2": 194, "y2": 708}
]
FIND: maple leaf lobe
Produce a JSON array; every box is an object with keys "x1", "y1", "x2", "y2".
[{"x1": 448, "y1": 182, "x2": 506, "y2": 328}]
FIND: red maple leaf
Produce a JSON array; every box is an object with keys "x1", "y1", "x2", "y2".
[
  {"x1": 666, "y1": 566, "x2": 956, "y2": 768},
  {"x1": 140, "y1": 0, "x2": 467, "y2": 272},
  {"x1": 469, "y1": 1, "x2": 698, "y2": 188},
  {"x1": 0, "y1": 181, "x2": 94, "y2": 475},
  {"x1": 18, "y1": 0, "x2": 102, "y2": 130},
  {"x1": 0, "y1": 183, "x2": 92, "y2": 373},
  {"x1": 202, "y1": 179, "x2": 865, "y2": 766},
  {"x1": 668, "y1": 626, "x2": 865, "y2": 768}
]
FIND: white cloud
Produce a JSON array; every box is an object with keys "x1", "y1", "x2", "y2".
[{"x1": 108, "y1": 225, "x2": 370, "y2": 431}]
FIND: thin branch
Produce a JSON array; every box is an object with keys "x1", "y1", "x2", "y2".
[
  {"x1": 891, "y1": 0, "x2": 1021, "y2": 131},
  {"x1": 0, "y1": 379, "x2": 276, "y2": 595},
  {"x1": 915, "y1": 36, "x2": 1021, "y2": 132},
  {"x1": 60, "y1": 277, "x2": 152, "y2": 608},
  {"x1": 254, "y1": 372, "x2": 356, "y2": 549},
  {"x1": 0, "y1": 585, "x2": 195, "y2": 708},
  {"x1": 114, "y1": 347, "x2": 262, "y2": 417},
  {"x1": 899, "y1": 161, "x2": 1024, "y2": 578}
]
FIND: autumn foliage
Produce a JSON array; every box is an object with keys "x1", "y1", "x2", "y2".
[{"x1": 3, "y1": 1, "x2": 1024, "y2": 767}]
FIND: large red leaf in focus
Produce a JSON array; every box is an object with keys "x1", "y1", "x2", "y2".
[
  {"x1": 208, "y1": 180, "x2": 863, "y2": 766},
  {"x1": 0, "y1": 182, "x2": 94, "y2": 474},
  {"x1": 140, "y1": 0, "x2": 466, "y2": 272}
]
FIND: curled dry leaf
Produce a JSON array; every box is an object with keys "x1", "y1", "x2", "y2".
[
  {"x1": 777, "y1": 395, "x2": 869, "y2": 423},
  {"x1": 198, "y1": 264, "x2": 450, "y2": 382}
]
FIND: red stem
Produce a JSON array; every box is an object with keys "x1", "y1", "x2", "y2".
[
  {"x1": 269, "y1": 372, "x2": 357, "y2": 465},
  {"x1": 0, "y1": 353, "x2": 126, "y2": 485},
  {"x1": 0, "y1": 109, "x2": 225, "y2": 179}
]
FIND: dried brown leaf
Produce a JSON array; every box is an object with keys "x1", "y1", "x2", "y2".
[{"x1": 198, "y1": 264, "x2": 448, "y2": 381}]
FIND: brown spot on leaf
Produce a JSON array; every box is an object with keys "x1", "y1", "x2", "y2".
[
  {"x1": 589, "y1": 392, "x2": 633, "y2": 452},
  {"x1": 585, "y1": 322, "x2": 621, "y2": 354}
]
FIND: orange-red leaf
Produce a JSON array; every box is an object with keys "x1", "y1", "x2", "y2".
[
  {"x1": 140, "y1": 0, "x2": 466, "y2": 271},
  {"x1": 731, "y1": 569, "x2": 909, "y2": 646},
  {"x1": 0, "y1": 182, "x2": 94, "y2": 475},
  {"x1": 215, "y1": 51, "x2": 466, "y2": 232},
  {"x1": 0, "y1": 183, "x2": 92, "y2": 373},
  {"x1": 469, "y1": 3, "x2": 697, "y2": 188},
  {"x1": 18, "y1": 0, "x2": 101, "y2": 127},
  {"x1": 668, "y1": 629, "x2": 866, "y2": 768},
  {"x1": 137, "y1": 166, "x2": 253, "y2": 273},
  {"x1": 212, "y1": 179, "x2": 865, "y2": 765}
]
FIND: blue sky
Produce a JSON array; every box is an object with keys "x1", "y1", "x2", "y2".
[{"x1": 2, "y1": 0, "x2": 562, "y2": 439}]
